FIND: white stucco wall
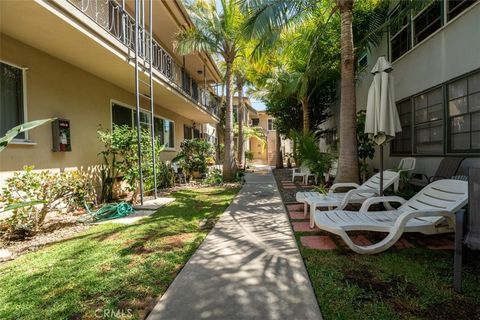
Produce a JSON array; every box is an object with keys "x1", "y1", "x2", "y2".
[{"x1": 355, "y1": 2, "x2": 480, "y2": 176}]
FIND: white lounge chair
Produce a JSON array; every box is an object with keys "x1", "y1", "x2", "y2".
[
  {"x1": 296, "y1": 170, "x2": 400, "y2": 227},
  {"x1": 313, "y1": 179, "x2": 468, "y2": 254},
  {"x1": 397, "y1": 157, "x2": 416, "y2": 173},
  {"x1": 291, "y1": 165, "x2": 318, "y2": 185}
]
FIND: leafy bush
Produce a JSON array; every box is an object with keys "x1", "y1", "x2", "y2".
[
  {"x1": 294, "y1": 131, "x2": 335, "y2": 184},
  {"x1": 156, "y1": 162, "x2": 176, "y2": 189},
  {"x1": 173, "y1": 139, "x2": 214, "y2": 179},
  {"x1": 97, "y1": 125, "x2": 165, "y2": 201},
  {"x1": 0, "y1": 166, "x2": 95, "y2": 239},
  {"x1": 245, "y1": 150, "x2": 254, "y2": 161},
  {"x1": 203, "y1": 168, "x2": 223, "y2": 185},
  {"x1": 357, "y1": 110, "x2": 375, "y2": 181}
]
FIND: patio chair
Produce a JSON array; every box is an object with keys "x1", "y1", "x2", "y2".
[
  {"x1": 397, "y1": 157, "x2": 416, "y2": 173},
  {"x1": 291, "y1": 165, "x2": 318, "y2": 185},
  {"x1": 296, "y1": 170, "x2": 400, "y2": 227},
  {"x1": 454, "y1": 167, "x2": 480, "y2": 292},
  {"x1": 313, "y1": 179, "x2": 468, "y2": 254},
  {"x1": 323, "y1": 160, "x2": 338, "y2": 183},
  {"x1": 410, "y1": 157, "x2": 463, "y2": 187}
]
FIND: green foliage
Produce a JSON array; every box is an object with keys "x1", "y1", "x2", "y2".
[
  {"x1": 293, "y1": 131, "x2": 335, "y2": 183},
  {"x1": 203, "y1": 168, "x2": 224, "y2": 185},
  {"x1": 0, "y1": 186, "x2": 240, "y2": 320},
  {"x1": 156, "y1": 162, "x2": 176, "y2": 189},
  {"x1": 97, "y1": 125, "x2": 165, "y2": 202},
  {"x1": 356, "y1": 110, "x2": 375, "y2": 180},
  {"x1": 0, "y1": 166, "x2": 95, "y2": 239},
  {"x1": 245, "y1": 150, "x2": 254, "y2": 161},
  {"x1": 173, "y1": 139, "x2": 215, "y2": 179},
  {"x1": 0, "y1": 118, "x2": 55, "y2": 152}
]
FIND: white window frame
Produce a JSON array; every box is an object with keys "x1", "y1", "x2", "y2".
[
  {"x1": 1, "y1": 59, "x2": 30, "y2": 142},
  {"x1": 110, "y1": 99, "x2": 176, "y2": 151},
  {"x1": 267, "y1": 118, "x2": 275, "y2": 131}
]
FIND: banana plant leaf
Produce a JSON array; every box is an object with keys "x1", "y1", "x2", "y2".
[
  {"x1": 0, "y1": 200, "x2": 47, "y2": 213},
  {"x1": 0, "y1": 118, "x2": 55, "y2": 152}
]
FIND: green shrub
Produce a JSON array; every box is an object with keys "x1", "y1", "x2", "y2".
[
  {"x1": 245, "y1": 150, "x2": 254, "y2": 161},
  {"x1": 156, "y1": 162, "x2": 176, "y2": 189},
  {"x1": 173, "y1": 139, "x2": 215, "y2": 179},
  {"x1": 293, "y1": 131, "x2": 335, "y2": 183},
  {"x1": 203, "y1": 168, "x2": 223, "y2": 185},
  {"x1": 0, "y1": 166, "x2": 95, "y2": 239},
  {"x1": 97, "y1": 125, "x2": 165, "y2": 201},
  {"x1": 357, "y1": 110, "x2": 375, "y2": 181}
]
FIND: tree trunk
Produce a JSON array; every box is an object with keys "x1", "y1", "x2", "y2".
[
  {"x1": 335, "y1": 0, "x2": 359, "y2": 183},
  {"x1": 275, "y1": 131, "x2": 284, "y2": 168},
  {"x1": 237, "y1": 81, "x2": 245, "y2": 169},
  {"x1": 301, "y1": 96, "x2": 310, "y2": 134},
  {"x1": 223, "y1": 61, "x2": 236, "y2": 181}
]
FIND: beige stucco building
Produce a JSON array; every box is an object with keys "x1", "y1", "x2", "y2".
[
  {"x1": 0, "y1": 0, "x2": 222, "y2": 181},
  {"x1": 248, "y1": 110, "x2": 292, "y2": 166}
]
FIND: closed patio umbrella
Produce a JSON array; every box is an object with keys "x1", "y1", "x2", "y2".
[{"x1": 364, "y1": 56, "x2": 402, "y2": 195}]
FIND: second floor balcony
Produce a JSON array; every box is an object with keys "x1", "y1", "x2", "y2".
[{"x1": 68, "y1": 0, "x2": 221, "y2": 117}]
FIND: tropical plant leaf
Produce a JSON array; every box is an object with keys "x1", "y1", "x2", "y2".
[{"x1": 0, "y1": 118, "x2": 55, "y2": 152}]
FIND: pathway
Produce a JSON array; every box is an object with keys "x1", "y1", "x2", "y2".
[{"x1": 147, "y1": 166, "x2": 322, "y2": 320}]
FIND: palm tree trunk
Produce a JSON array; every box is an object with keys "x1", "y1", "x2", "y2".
[
  {"x1": 335, "y1": 0, "x2": 359, "y2": 183},
  {"x1": 237, "y1": 82, "x2": 245, "y2": 169},
  {"x1": 275, "y1": 131, "x2": 284, "y2": 168},
  {"x1": 223, "y1": 61, "x2": 236, "y2": 181},
  {"x1": 301, "y1": 96, "x2": 310, "y2": 134}
]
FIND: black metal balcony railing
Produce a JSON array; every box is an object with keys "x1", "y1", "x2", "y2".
[{"x1": 68, "y1": 0, "x2": 219, "y2": 116}]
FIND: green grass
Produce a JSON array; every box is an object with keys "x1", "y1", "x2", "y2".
[
  {"x1": 0, "y1": 186, "x2": 239, "y2": 320},
  {"x1": 297, "y1": 231, "x2": 480, "y2": 320}
]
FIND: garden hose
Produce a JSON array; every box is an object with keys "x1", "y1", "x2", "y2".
[{"x1": 80, "y1": 201, "x2": 134, "y2": 223}]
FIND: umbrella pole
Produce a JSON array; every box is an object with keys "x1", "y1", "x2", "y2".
[{"x1": 380, "y1": 144, "x2": 384, "y2": 196}]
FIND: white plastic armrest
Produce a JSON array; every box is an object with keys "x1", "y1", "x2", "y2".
[
  {"x1": 329, "y1": 182, "x2": 360, "y2": 193},
  {"x1": 359, "y1": 196, "x2": 406, "y2": 212},
  {"x1": 394, "y1": 210, "x2": 455, "y2": 229},
  {"x1": 338, "y1": 188, "x2": 380, "y2": 210}
]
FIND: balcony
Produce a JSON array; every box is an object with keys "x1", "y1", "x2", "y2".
[{"x1": 67, "y1": 0, "x2": 219, "y2": 116}]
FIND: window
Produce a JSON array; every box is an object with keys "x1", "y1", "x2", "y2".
[
  {"x1": 358, "y1": 51, "x2": 368, "y2": 70},
  {"x1": 184, "y1": 125, "x2": 193, "y2": 140},
  {"x1": 252, "y1": 118, "x2": 260, "y2": 126},
  {"x1": 391, "y1": 100, "x2": 412, "y2": 154},
  {"x1": 267, "y1": 119, "x2": 274, "y2": 131},
  {"x1": 1, "y1": 62, "x2": 25, "y2": 138},
  {"x1": 413, "y1": 1, "x2": 442, "y2": 45},
  {"x1": 389, "y1": 3, "x2": 410, "y2": 61},
  {"x1": 111, "y1": 103, "x2": 175, "y2": 148},
  {"x1": 414, "y1": 87, "x2": 444, "y2": 154},
  {"x1": 193, "y1": 128, "x2": 200, "y2": 139},
  {"x1": 447, "y1": 0, "x2": 477, "y2": 21},
  {"x1": 448, "y1": 71, "x2": 480, "y2": 152}
]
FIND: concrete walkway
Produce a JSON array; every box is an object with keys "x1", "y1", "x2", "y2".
[{"x1": 147, "y1": 166, "x2": 322, "y2": 320}]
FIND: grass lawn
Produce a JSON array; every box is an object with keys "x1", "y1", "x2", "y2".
[
  {"x1": 297, "y1": 231, "x2": 480, "y2": 320},
  {"x1": 0, "y1": 186, "x2": 239, "y2": 320}
]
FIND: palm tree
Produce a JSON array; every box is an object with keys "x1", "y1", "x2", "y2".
[
  {"x1": 333, "y1": 0, "x2": 358, "y2": 182},
  {"x1": 234, "y1": 65, "x2": 247, "y2": 169},
  {"x1": 242, "y1": 0, "x2": 358, "y2": 182},
  {"x1": 175, "y1": 0, "x2": 245, "y2": 181}
]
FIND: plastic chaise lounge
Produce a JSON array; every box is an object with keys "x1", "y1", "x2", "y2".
[
  {"x1": 296, "y1": 170, "x2": 400, "y2": 227},
  {"x1": 313, "y1": 179, "x2": 468, "y2": 254}
]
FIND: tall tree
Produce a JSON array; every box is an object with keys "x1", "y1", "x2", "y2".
[
  {"x1": 175, "y1": 0, "x2": 245, "y2": 181},
  {"x1": 334, "y1": 0, "x2": 358, "y2": 182}
]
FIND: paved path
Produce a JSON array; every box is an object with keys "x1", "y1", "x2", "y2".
[{"x1": 147, "y1": 167, "x2": 322, "y2": 320}]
